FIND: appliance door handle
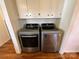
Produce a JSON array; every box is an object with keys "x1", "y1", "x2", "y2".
[{"x1": 21, "y1": 35, "x2": 37, "y2": 37}]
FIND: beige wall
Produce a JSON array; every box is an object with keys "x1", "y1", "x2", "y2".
[{"x1": 0, "y1": 7, "x2": 10, "y2": 46}]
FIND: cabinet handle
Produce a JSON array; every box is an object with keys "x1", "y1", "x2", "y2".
[
  {"x1": 38, "y1": 13, "x2": 40, "y2": 16},
  {"x1": 30, "y1": 15, "x2": 31, "y2": 16},
  {"x1": 48, "y1": 14, "x2": 49, "y2": 16},
  {"x1": 26, "y1": 15, "x2": 28, "y2": 16},
  {"x1": 51, "y1": 14, "x2": 53, "y2": 16},
  {"x1": 21, "y1": 35, "x2": 37, "y2": 37}
]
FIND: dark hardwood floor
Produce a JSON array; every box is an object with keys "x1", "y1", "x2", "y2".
[{"x1": 0, "y1": 40, "x2": 79, "y2": 59}]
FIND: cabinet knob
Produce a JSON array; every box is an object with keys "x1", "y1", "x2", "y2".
[
  {"x1": 30, "y1": 15, "x2": 31, "y2": 16},
  {"x1": 48, "y1": 14, "x2": 49, "y2": 16},
  {"x1": 51, "y1": 14, "x2": 53, "y2": 16},
  {"x1": 38, "y1": 13, "x2": 40, "y2": 16},
  {"x1": 26, "y1": 15, "x2": 28, "y2": 16}
]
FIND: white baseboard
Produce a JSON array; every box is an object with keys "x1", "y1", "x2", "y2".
[{"x1": 0, "y1": 39, "x2": 10, "y2": 47}]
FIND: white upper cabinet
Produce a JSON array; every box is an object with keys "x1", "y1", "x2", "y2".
[
  {"x1": 26, "y1": 0, "x2": 40, "y2": 17},
  {"x1": 40, "y1": 0, "x2": 50, "y2": 17},
  {"x1": 16, "y1": 0, "x2": 27, "y2": 18},
  {"x1": 50, "y1": 0, "x2": 64, "y2": 17},
  {"x1": 16, "y1": 0, "x2": 64, "y2": 18}
]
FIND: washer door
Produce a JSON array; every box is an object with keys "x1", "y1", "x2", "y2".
[
  {"x1": 20, "y1": 34, "x2": 38, "y2": 47},
  {"x1": 41, "y1": 33, "x2": 58, "y2": 52}
]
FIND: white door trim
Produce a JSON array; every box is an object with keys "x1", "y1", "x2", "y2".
[{"x1": 0, "y1": 0, "x2": 21, "y2": 54}]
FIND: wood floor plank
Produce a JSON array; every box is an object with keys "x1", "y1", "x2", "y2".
[{"x1": 0, "y1": 40, "x2": 79, "y2": 59}]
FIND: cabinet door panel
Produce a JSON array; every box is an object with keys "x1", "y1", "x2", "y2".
[
  {"x1": 51, "y1": 0, "x2": 64, "y2": 17},
  {"x1": 16, "y1": 0, "x2": 27, "y2": 18},
  {"x1": 40, "y1": 0, "x2": 50, "y2": 17},
  {"x1": 27, "y1": 0, "x2": 40, "y2": 17}
]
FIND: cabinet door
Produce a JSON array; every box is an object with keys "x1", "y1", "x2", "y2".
[
  {"x1": 27, "y1": 0, "x2": 40, "y2": 17},
  {"x1": 40, "y1": 0, "x2": 50, "y2": 17},
  {"x1": 50, "y1": 0, "x2": 64, "y2": 17},
  {"x1": 16, "y1": 0, "x2": 28, "y2": 18}
]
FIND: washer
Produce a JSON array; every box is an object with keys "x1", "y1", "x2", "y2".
[
  {"x1": 18, "y1": 24, "x2": 40, "y2": 52},
  {"x1": 41, "y1": 23, "x2": 63, "y2": 52}
]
